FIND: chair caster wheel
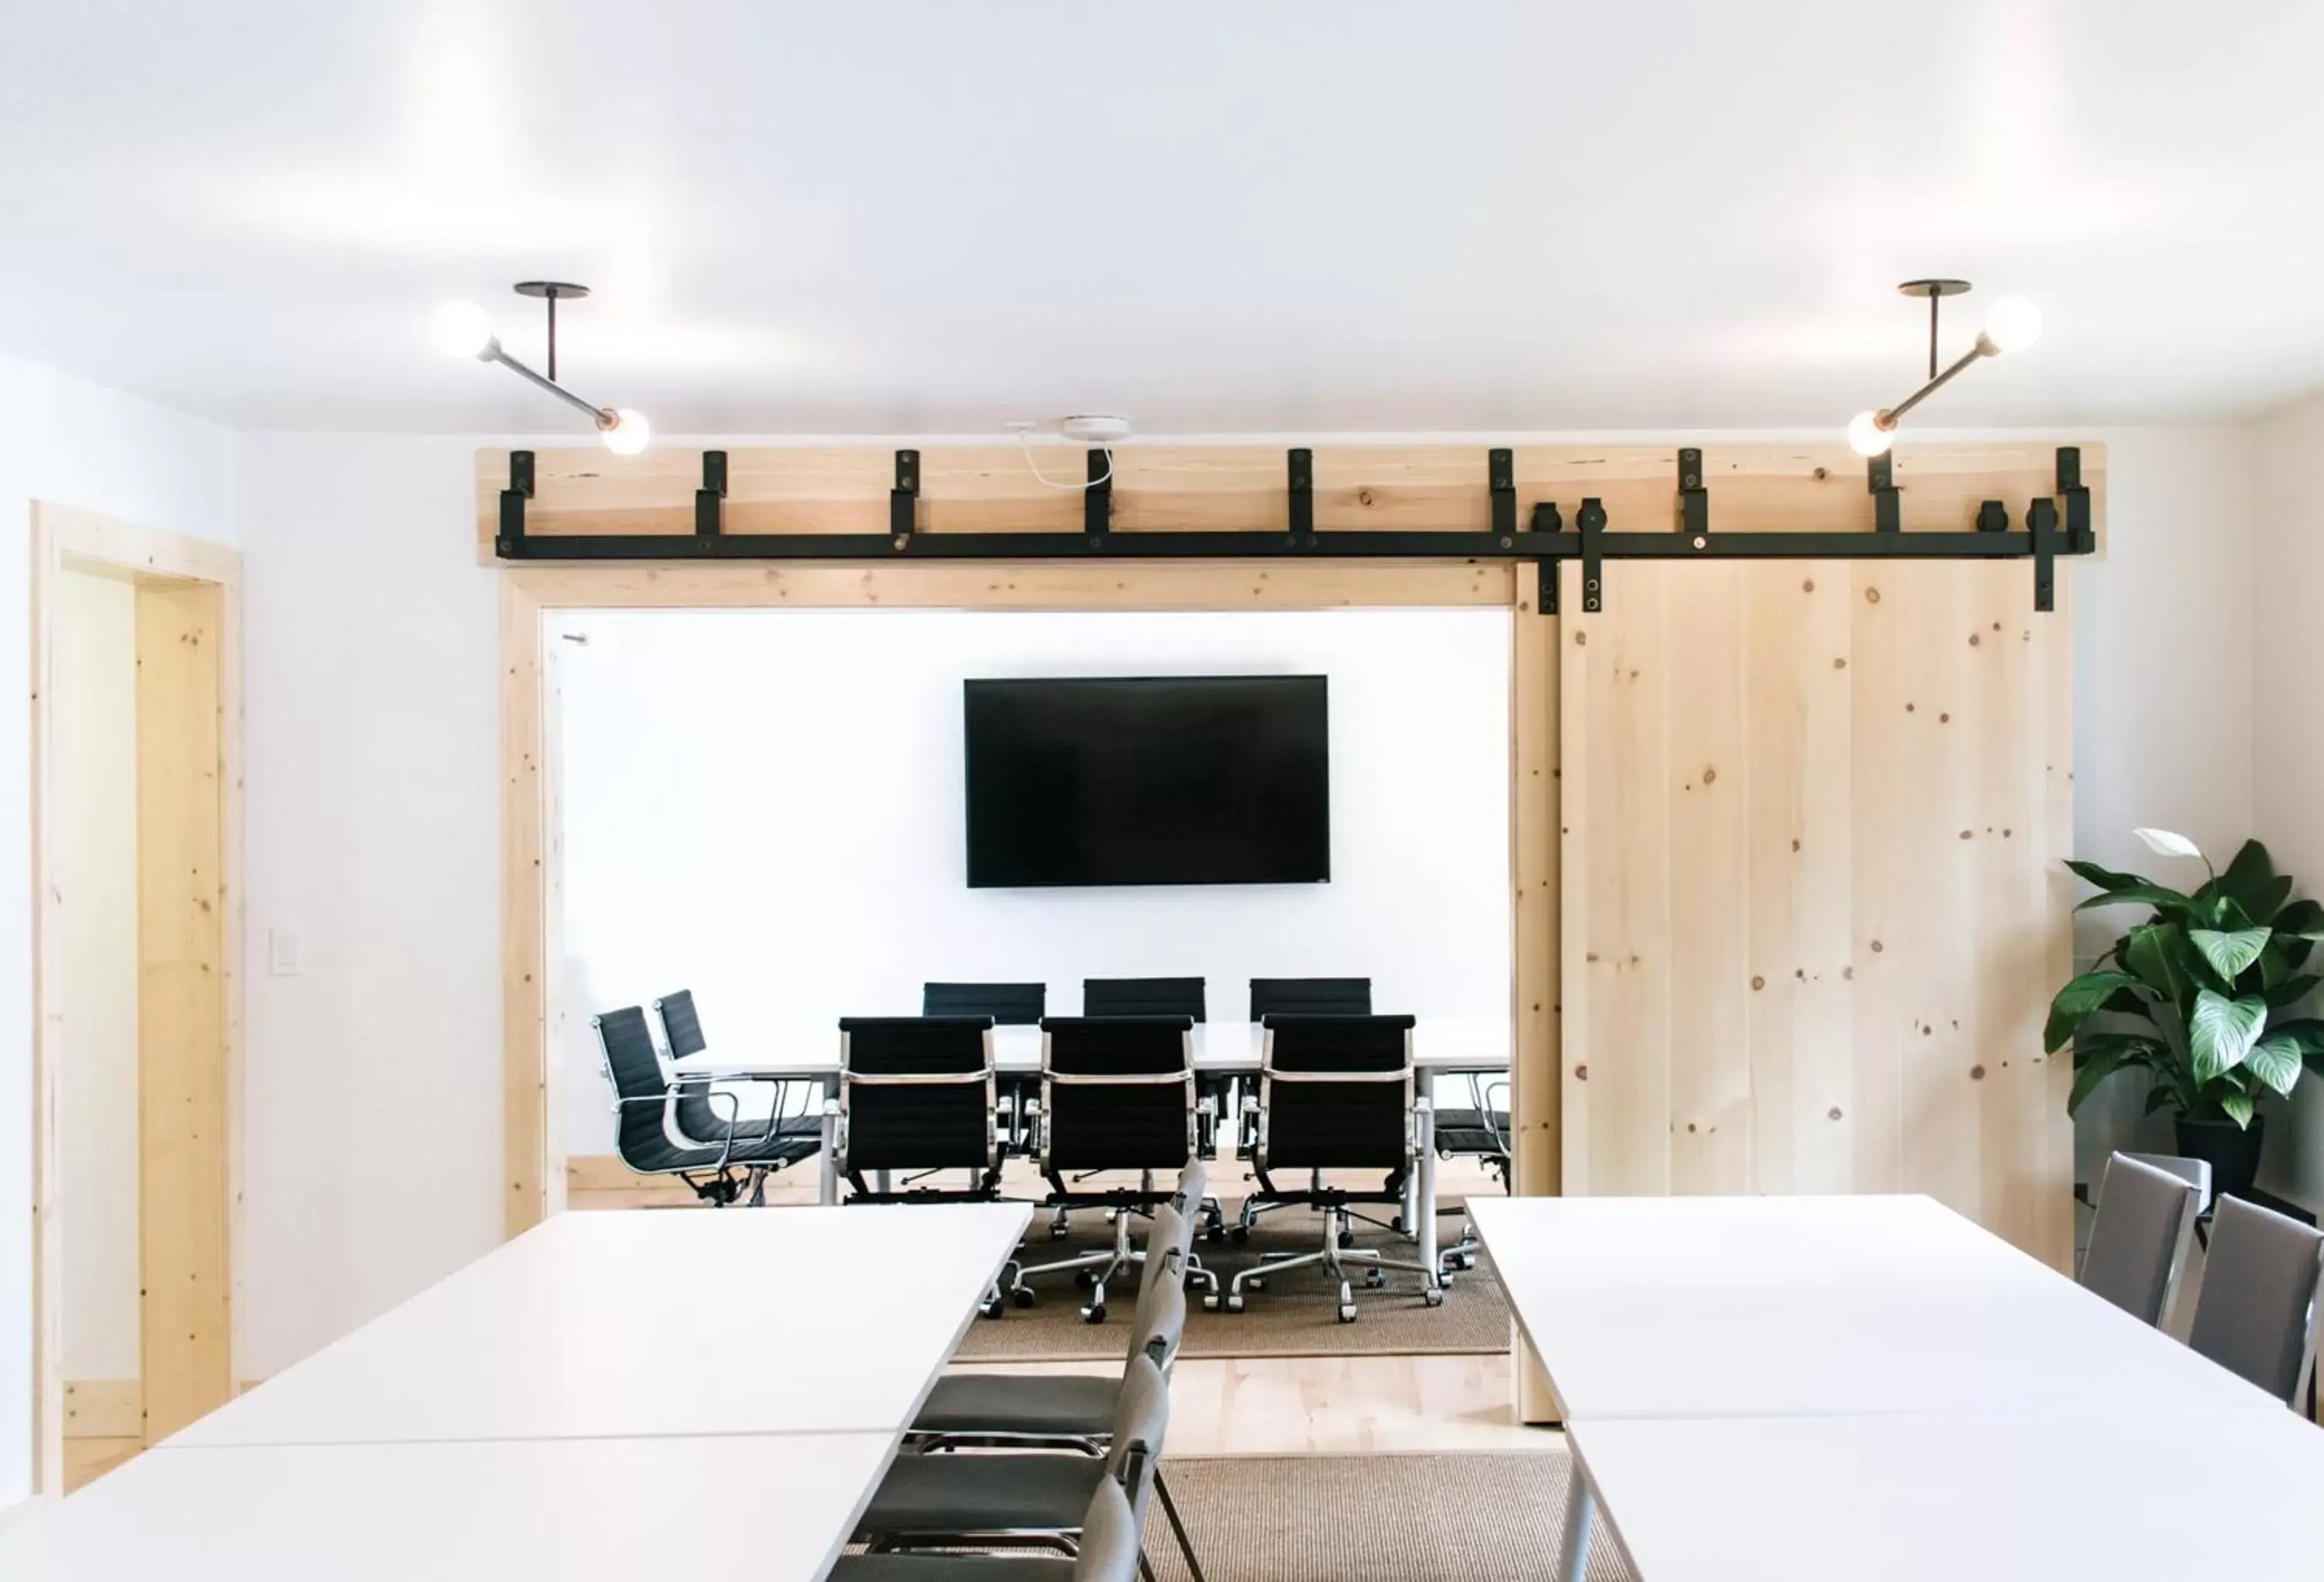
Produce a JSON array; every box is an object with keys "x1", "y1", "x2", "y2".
[
  {"x1": 1202, "y1": 1292, "x2": 1222, "y2": 1312},
  {"x1": 1337, "y1": 1304, "x2": 1359, "y2": 1323},
  {"x1": 1364, "y1": 1269, "x2": 1386, "y2": 1288},
  {"x1": 1229, "y1": 1225, "x2": 1250, "y2": 1243},
  {"x1": 1073, "y1": 1268, "x2": 1099, "y2": 1289},
  {"x1": 1244, "y1": 1274, "x2": 1266, "y2": 1291},
  {"x1": 1391, "y1": 1216, "x2": 1406, "y2": 1234},
  {"x1": 1080, "y1": 1302, "x2": 1107, "y2": 1324},
  {"x1": 1048, "y1": 1223, "x2": 1071, "y2": 1241},
  {"x1": 1224, "y1": 1293, "x2": 1246, "y2": 1313},
  {"x1": 979, "y1": 1297, "x2": 1004, "y2": 1319},
  {"x1": 1010, "y1": 1286, "x2": 1037, "y2": 1309},
  {"x1": 1205, "y1": 1224, "x2": 1226, "y2": 1244},
  {"x1": 1422, "y1": 1288, "x2": 1446, "y2": 1309},
  {"x1": 1337, "y1": 1230, "x2": 1356, "y2": 1250}
]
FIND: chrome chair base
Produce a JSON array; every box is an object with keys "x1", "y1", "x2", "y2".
[{"x1": 1211, "y1": 1204, "x2": 1443, "y2": 1322}]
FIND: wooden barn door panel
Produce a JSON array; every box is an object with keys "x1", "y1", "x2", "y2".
[{"x1": 1560, "y1": 559, "x2": 2072, "y2": 1267}]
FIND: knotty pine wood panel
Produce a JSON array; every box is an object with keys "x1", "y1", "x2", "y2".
[
  {"x1": 135, "y1": 577, "x2": 234, "y2": 1440},
  {"x1": 473, "y1": 442, "x2": 2106, "y2": 562},
  {"x1": 1559, "y1": 559, "x2": 2072, "y2": 1268}
]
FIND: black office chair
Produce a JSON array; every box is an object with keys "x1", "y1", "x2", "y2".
[
  {"x1": 1248, "y1": 977, "x2": 1371, "y2": 1018},
  {"x1": 854, "y1": 1352, "x2": 1179, "y2": 1577},
  {"x1": 1083, "y1": 977, "x2": 1206, "y2": 1020},
  {"x1": 837, "y1": 1017, "x2": 1005, "y2": 1205},
  {"x1": 1433, "y1": 1071, "x2": 1510, "y2": 1274},
  {"x1": 1218, "y1": 1013, "x2": 1444, "y2": 1321},
  {"x1": 652, "y1": 989, "x2": 821, "y2": 1150},
  {"x1": 923, "y1": 982, "x2": 1047, "y2": 1023},
  {"x1": 593, "y1": 1006, "x2": 816, "y2": 1206},
  {"x1": 1008, "y1": 1016, "x2": 1197, "y2": 1322}
]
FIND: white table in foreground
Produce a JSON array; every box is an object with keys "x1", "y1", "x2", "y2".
[
  {"x1": 1568, "y1": 1406, "x2": 2324, "y2": 1582},
  {"x1": 1469, "y1": 1193, "x2": 2281, "y2": 1419},
  {"x1": 171, "y1": 1202, "x2": 1029, "y2": 1447},
  {"x1": 0, "y1": 1430, "x2": 896, "y2": 1582}
]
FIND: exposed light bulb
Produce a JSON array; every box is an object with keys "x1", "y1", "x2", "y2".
[
  {"x1": 599, "y1": 407, "x2": 651, "y2": 456},
  {"x1": 1981, "y1": 295, "x2": 2043, "y2": 355},
  {"x1": 1847, "y1": 410, "x2": 1895, "y2": 458},
  {"x1": 429, "y1": 300, "x2": 495, "y2": 359}
]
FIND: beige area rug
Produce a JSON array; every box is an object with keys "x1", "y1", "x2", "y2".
[
  {"x1": 954, "y1": 1202, "x2": 1510, "y2": 1362},
  {"x1": 1144, "y1": 1452, "x2": 1634, "y2": 1582}
]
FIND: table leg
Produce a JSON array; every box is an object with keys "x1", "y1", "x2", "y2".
[
  {"x1": 1416, "y1": 1095, "x2": 1438, "y2": 1278},
  {"x1": 1556, "y1": 1455, "x2": 1595, "y2": 1582},
  {"x1": 818, "y1": 1077, "x2": 841, "y2": 1205},
  {"x1": 1406, "y1": 1068, "x2": 1431, "y2": 1240}
]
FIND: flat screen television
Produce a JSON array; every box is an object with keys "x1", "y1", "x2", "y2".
[{"x1": 963, "y1": 675, "x2": 1329, "y2": 888}]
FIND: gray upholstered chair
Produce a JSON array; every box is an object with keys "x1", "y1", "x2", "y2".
[
  {"x1": 830, "y1": 1453, "x2": 1147, "y2": 1582},
  {"x1": 2080, "y1": 1151, "x2": 2203, "y2": 1326},
  {"x1": 2187, "y1": 1195, "x2": 2324, "y2": 1405}
]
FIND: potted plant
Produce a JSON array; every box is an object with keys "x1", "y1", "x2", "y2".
[{"x1": 2048, "y1": 828, "x2": 2324, "y2": 1201}]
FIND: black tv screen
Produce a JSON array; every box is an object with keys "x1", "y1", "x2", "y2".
[{"x1": 964, "y1": 676, "x2": 1329, "y2": 888}]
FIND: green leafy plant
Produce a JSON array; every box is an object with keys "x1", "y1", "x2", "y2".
[{"x1": 2051, "y1": 829, "x2": 2324, "y2": 1129}]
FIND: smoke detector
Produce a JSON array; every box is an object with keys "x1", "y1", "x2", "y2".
[{"x1": 1056, "y1": 414, "x2": 1133, "y2": 445}]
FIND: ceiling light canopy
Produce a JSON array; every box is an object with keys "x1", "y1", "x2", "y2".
[
  {"x1": 1847, "y1": 280, "x2": 2042, "y2": 456},
  {"x1": 433, "y1": 281, "x2": 648, "y2": 452}
]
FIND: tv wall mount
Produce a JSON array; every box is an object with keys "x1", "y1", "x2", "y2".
[{"x1": 494, "y1": 445, "x2": 2095, "y2": 613}]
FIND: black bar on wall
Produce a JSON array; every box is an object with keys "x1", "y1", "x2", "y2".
[
  {"x1": 497, "y1": 450, "x2": 535, "y2": 554},
  {"x1": 1084, "y1": 448, "x2": 1112, "y2": 538},
  {"x1": 1288, "y1": 449, "x2": 1315, "y2": 538},
  {"x1": 695, "y1": 450, "x2": 727, "y2": 537},
  {"x1": 891, "y1": 449, "x2": 920, "y2": 540}
]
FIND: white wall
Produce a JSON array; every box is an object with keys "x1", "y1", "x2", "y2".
[
  {"x1": 0, "y1": 351, "x2": 235, "y2": 1507},
  {"x1": 53, "y1": 571, "x2": 141, "y2": 1382},
  {"x1": 233, "y1": 435, "x2": 504, "y2": 1384},
  {"x1": 219, "y1": 424, "x2": 2271, "y2": 1389},
  {"x1": 2066, "y1": 428, "x2": 2258, "y2": 1181},
  {"x1": 2250, "y1": 396, "x2": 2324, "y2": 1207},
  {"x1": 555, "y1": 608, "x2": 1513, "y2": 1153}
]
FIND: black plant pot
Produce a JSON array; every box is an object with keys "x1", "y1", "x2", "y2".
[{"x1": 2174, "y1": 1113, "x2": 2267, "y2": 1202}]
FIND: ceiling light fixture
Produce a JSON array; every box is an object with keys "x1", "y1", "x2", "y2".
[
  {"x1": 431, "y1": 281, "x2": 649, "y2": 454},
  {"x1": 1847, "y1": 280, "x2": 2042, "y2": 457}
]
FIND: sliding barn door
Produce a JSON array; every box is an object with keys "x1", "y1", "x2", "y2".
[{"x1": 1559, "y1": 559, "x2": 2073, "y2": 1267}]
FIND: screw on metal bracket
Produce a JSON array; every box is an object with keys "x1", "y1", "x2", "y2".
[
  {"x1": 891, "y1": 449, "x2": 920, "y2": 542},
  {"x1": 1678, "y1": 447, "x2": 1708, "y2": 540}
]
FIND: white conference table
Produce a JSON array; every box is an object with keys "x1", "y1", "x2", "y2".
[
  {"x1": 2, "y1": 1431, "x2": 900, "y2": 1582},
  {"x1": 677, "y1": 1016, "x2": 1511, "y2": 1277},
  {"x1": 1469, "y1": 1195, "x2": 2312, "y2": 1582},
  {"x1": 1566, "y1": 1405, "x2": 2324, "y2": 1582},
  {"x1": 174, "y1": 1203, "x2": 1030, "y2": 1446},
  {"x1": 2, "y1": 1202, "x2": 1030, "y2": 1580}
]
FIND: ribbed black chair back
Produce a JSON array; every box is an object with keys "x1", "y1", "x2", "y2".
[
  {"x1": 923, "y1": 981, "x2": 1047, "y2": 1024},
  {"x1": 652, "y1": 990, "x2": 729, "y2": 1140},
  {"x1": 1040, "y1": 1016, "x2": 1195, "y2": 1172},
  {"x1": 1250, "y1": 977, "x2": 1372, "y2": 1019},
  {"x1": 595, "y1": 1006, "x2": 673, "y2": 1162},
  {"x1": 655, "y1": 989, "x2": 709, "y2": 1058},
  {"x1": 1258, "y1": 1013, "x2": 1415, "y2": 1171},
  {"x1": 840, "y1": 1016, "x2": 995, "y2": 1174},
  {"x1": 1085, "y1": 976, "x2": 1206, "y2": 1020}
]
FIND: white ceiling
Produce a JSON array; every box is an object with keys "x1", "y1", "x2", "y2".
[{"x1": 2, "y1": 0, "x2": 2320, "y2": 435}]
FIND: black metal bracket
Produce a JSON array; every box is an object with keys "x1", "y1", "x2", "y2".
[
  {"x1": 1868, "y1": 454, "x2": 1901, "y2": 535},
  {"x1": 1490, "y1": 448, "x2": 1516, "y2": 540},
  {"x1": 1678, "y1": 448, "x2": 1708, "y2": 540},
  {"x1": 2058, "y1": 445, "x2": 2093, "y2": 553},
  {"x1": 496, "y1": 449, "x2": 535, "y2": 553},
  {"x1": 1976, "y1": 500, "x2": 2009, "y2": 534},
  {"x1": 1577, "y1": 497, "x2": 1607, "y2": 613},
  {"x1": 2029, "y1": 496, "x2": 2058, "y2": 612},
  {"x1": 1533, "y1": 500, "x2": 1563, "y2": 614},
  {"x1": 695, "y1": 450, "x2": 727, "y2": 538},
  {"x1": 1289, "y1": 449, "x2": 1315, "y2": 540},
  {"x1": 891, "y1": 449, "x2": 920, "y2": 541},
  {"x1": 1084, "y1": 448, "x2": 1112, "y2": 538}
]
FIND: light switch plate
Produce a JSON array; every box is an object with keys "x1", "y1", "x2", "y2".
[{"x1": 268, "y1": 928, "x2": 302, "y2": 976}]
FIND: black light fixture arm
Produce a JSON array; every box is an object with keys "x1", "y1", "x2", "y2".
[
  {"x1": 1880, "y1": 338, "x2": 1989, "y2": 428},
  {"x1": 486, "y1": 342, "x2": 612, "y2": 427}
]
